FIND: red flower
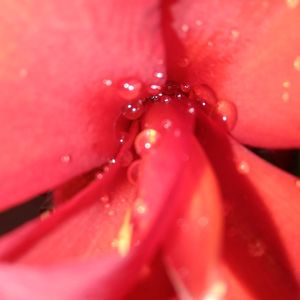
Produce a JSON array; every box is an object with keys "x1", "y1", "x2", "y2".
[{"x1": 0, "y1": 0, "x2": 300, "y2": 299}]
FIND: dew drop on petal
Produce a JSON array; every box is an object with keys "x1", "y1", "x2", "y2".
[
  {"x1": 180, "y1": 82, "x2": 191, "y2": 93},
  {"x1": 118, "y1": 131, "x2": 129, "y2": 144},
  {"x1": 293, "y1": 56, "x2": 300, "y2": 71},
  {"x1": 282, "y1": 80, "x2": 291, "y2": 88},
  {"x1": 161, "y1": 95, "x2": 172, "y2": 104},
  {"x1": 195, "y1": 19, "x2": 203, "y2": 27},
  {"x1": 60, "y1": 154, "x2": 72, "y2": 164},
  {"x1": 282, "y1": 91, "x2": 290, "y2": 103},
  {"x1": 147, "y1": 84, "x2": 162, "y2": 95},
  {"x1": 118, "y1": 78, "x2": 143, "y2": 100},
  {"x1": 103, "y1": 79, "x2": 113, "y2": 87},
  {"x1": 193, "y1": 85, "x2": 218, "y2": 106},
  {"x1": 100, "y1": 195, "x2": 110, "y2": 203},
  {"x1": 135, "y1": 129, "x2": 161, "y2": 156},
  {"x1": 162, "y1": 119, "x2": 173, "y2": 129},
  {"x1": 135, "y1": 200, "x2": 148, "y2": 215},
  {"x1": 127, "y1": 160, "x2": 141, "y2": 185},
  {"x1": 248, "y1": 239, "x2": 266, "y2": 257},
  {"x1": 237, "y1": 160, "x2": 250, "y2": 174},
  {"x1": 95, "y1": 171, "x2": 104, "y2": 180},
  {"x1": 122, "y1": 100, "x2": 145, "y2": 120},
  {"x1": 107, "y1": 209, "x2": 116, "y2": 217},
  {"x1": 215, "y1": 100, "x2": 238, "y2": 131},
  {"x1": 154, "y1": 71, "x2": 165, "y2": 80}
]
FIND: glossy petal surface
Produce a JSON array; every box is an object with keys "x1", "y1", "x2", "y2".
[
  {"x1": 0, "y1": 0, "x2": 165, "y2": 210},
  {"x1": 170, "y1": 0, "x2": 300, "y2": 148}
]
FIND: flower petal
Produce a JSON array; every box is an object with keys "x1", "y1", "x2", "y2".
[
  {"x1": 163, "y1": 140, "x2": 222, "y2": 298},
  {"x1": 196, "y1": 114, "x2": 300, "y2": 298},
  {"x1": 0, "y1": 0, "x2": 165, "y2": 210},
  {"x1": 169, "y1": 0, "x2": 300, "y2": 147}
]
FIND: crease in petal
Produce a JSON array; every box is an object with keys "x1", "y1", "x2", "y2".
[{"x1": 196, "y1": 112, "x2": 300, "y2": 299}]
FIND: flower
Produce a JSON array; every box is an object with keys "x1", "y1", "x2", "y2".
[{"x1": 0, "y1": 0, "x2": 299, "y2": 299}]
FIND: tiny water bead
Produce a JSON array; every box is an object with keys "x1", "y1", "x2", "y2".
[
  {"x1": 248, "y1": 239, "x2": 266, "y2": 257},
  {"x1": 117, "y1": 78, "x2": 143, "y2": 100},
  {"x1": 237, "y1": 160, "x2": 250, "y2": 174},
  {"x1": 60, "y1": 154, "x2": 72, "y2": 164},
  {"x1": 122, "y1": 100, "x2": 145, "y2": 120},
  {"x1": 135, "y1": 129, "x2": 161, "y2": 157}
]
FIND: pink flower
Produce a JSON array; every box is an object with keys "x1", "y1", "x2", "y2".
[{"x1": 0, "y1": 0, "x2": 299, "y2": 299}]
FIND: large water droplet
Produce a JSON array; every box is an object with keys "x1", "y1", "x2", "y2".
[
  {"x1": 127, "y1": 160, "x2": 141, "y2": 185},
  {"x1": 122, "y1": 100, "x2": 145, "y2": 120},
  {"x1": 135, "y1": 129, "x2": 161, "y2": 156},
  {"x1": 215, "y1": 100, "x2": 238, "y2": 131},
  {"x1": 118, "y1": 78, "x2": 143, "y2": 100}
]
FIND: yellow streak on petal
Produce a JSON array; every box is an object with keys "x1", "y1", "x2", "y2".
[{"x1": 115, "y1": 209, "x2": 133, "y2": 257}]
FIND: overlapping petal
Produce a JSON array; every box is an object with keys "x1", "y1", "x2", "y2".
[
  {"x1": 169, "y1": 0, "x2": 300, "y2": 148},
  {"x1": 196, "y1": 113, "x2": 300, "y2": 299},
  {"x1": 0, "y1": 0, "x2": 165, "y2": 210}
]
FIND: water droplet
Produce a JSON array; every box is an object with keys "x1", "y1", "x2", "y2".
[
  {"x1": 215, "y1": 100, "x2": 238, "y2": 131},
  {"x1": 118, "y1": 131, "x2": 129, "y2": 144},
  {"x1": 203, "y1": 279, "x2": 227, "y2": 300},
  {"x1": 109, "y1": 158, "x2": 117, "y2": 165},
  {"x1": 286, "y1": 0, "x2": 299, "y2": 9},
  {"x1": 195, "y1": 19, "x2": 203, "y2": 27},
  {"x1": 282, "y1": 80, "x2": 291, "y2": 88},
  {"x1": 147, "y1": 84, "x2": 162, "y2": 95},
  {"x1": 122, "y1": 100, "x2": 145, "y2": 120},
  {"x1": 164, "y1": 81, "x2": 180, "y2": 95},
  {"x1": 127, "y1": 160, "x2": 141, "y2": 185},
  {"x1": 180, "y1": 82, "x2": 191, "y2": 93},
  {"x1": 248, "y1": 239, "x2": 266, "y2": 257},
  {"x1": 181, "y1": 24, "x2": 190, "y2": 35},
  {"x1": 177, "y1": 57, "x2": 190, "y2": 68},
  {"x1": 162, "y1": 119, "x2": 173, "y2": 129},
  {"x1": 60, "y1": 154, "x2": 72, "y2": 163},
  {"x1": 135, "y1": 200, "x2": 147, "y2": 215},
  {"x1": 103, "y1": 79, "x2": 113, "y2": 86},
  {"x1": 231, "y1": 29, "x2": 240, "y2": 40},
  {"x1": 107, "y1": 209, "x2": 115, "y2": 217},
  {"x1": 154, "y1": 71, "x2": 165, "y2": 80},
  {"x1": 160, "y1": 95, "x2": 172, "y2": 104},
  {"x1": 193, "y1": 85, "x2": 218, "y2": 106},
  {"x1": 293, "y1": 56, "x2": 300, "y2": 71},
  {"x1": 100, "y1": 195, "x2": 110, "y2": 203},
  {"x1": 237, "y1": 160, "x2": 250, "y2": 174},
  {"x1": 282, "y1": 91, "x2": 290, "y2": 102},
  {"x1": 135, "y1": 129, "x2": 161, "y2": 156},
  {"x1": 95, "y1": 171, "x2": 104, "y2": 180},
  {"x1": 118, "y1": 78, "x2": 143, "y2": 100}
]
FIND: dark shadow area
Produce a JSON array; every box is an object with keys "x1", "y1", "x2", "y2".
[
  {"x1": 250, "y1": 148, "x2": 300, "y2": 177},
  {"x1": 0, "y1": 192, "x2": 52, "y2": 236}
]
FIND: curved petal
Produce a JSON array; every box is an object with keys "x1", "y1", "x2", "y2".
[
  {"x1": 0, "y1": 0, "x2": 165, "y2": 210},
  {"x1": 163, "y1": 139, "x2": 222, "y2": 299},
  {"x1": 196, "y1": 113, "x2": 300, "y2": 298},
  {"x1": 169, "y1": 0, "x2": 300, "y2": 148}
]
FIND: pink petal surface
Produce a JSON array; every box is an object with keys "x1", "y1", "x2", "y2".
[
  {"x1": 0, "y1": 0, "x2": 165, "y2": 210},
  {"x1": 196, "y1": 114, "x2": 300, "y2": 299},
  {"x1": 170, "y1": 0, "x2": 300, "y2": 148},
  {"x1": 0, "y1": 103, "x2": 202, "y2": 299},
  {"x1": 163, "y1": 138, "x2": 222, "y2": 298}
]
